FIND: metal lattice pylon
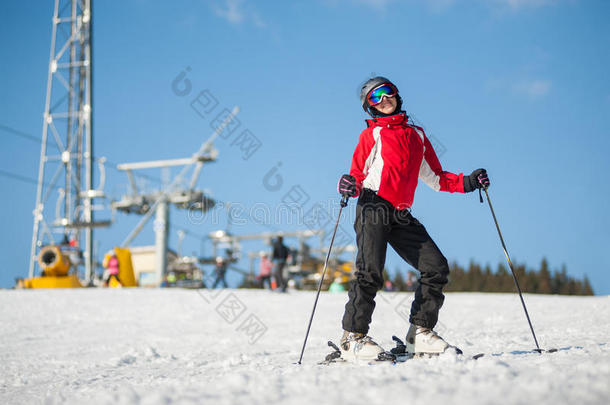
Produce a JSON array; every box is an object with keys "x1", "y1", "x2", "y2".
[{"x1": 29, "y1": 0, "x2": 103, "y2": 282}]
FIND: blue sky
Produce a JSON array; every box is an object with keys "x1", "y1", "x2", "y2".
[{"x1": 1, "y1": 0, "x2": 609, "y2": 294}]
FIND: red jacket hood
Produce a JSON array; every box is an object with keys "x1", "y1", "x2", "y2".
[{"x1": 366, "y1": 112, "x2": 408, "y2": 128}]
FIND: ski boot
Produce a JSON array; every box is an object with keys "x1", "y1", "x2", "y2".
[
  {"x1": 339, "y1": 330, "x2": 385, "y2": 361},
  {"x1": 405, "y1": 324, "x2": 458, "y2": 356}
]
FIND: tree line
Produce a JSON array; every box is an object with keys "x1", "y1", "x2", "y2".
[{"x1": 389, "y1": 258, "x2": 594, "y2": 295}]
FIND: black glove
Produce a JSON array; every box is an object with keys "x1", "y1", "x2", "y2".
[
  {"x1": 337, "y1": 174, "x2": 359, "y2": 197},
  {"x1": 464, "y1": 168, "x2": 490, "y2": 193}
]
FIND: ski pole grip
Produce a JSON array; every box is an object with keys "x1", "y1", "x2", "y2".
[{"x1": 340, "y1": 195, "x2": 349, "y2": 208}]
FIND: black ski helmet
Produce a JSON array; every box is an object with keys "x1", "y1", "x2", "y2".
[{"x1": 360, "y1": 76, "x2": 403, "y2": 117}]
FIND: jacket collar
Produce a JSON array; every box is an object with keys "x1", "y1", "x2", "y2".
[{"x1": 366, "y1": 112, "x2": 408, "y2": 128}]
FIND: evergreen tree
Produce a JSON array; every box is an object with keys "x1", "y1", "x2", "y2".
[
  {"x1": 514, "y1": 263, "x2": 528, "y2": 292},
  {"x1": 567, "y1": 279, "x2": 577, "y2": 295},
  {"x1": 538, "y1": 258, "x2": 552, "y2": 294},
  {"x1": 447, "y1": 261, "x2": 465, "y2": 292},
  {"x1": 482, "y1": 265, "x2": 493, "y2": 292},
  {"x1": 385, "y1": 257, "x2": 594, "y2": 296},
  {"x1": 557, "y1": 265, "x2": 570, "y2": 295},
  {"x1": 392, "y1": 268, "x2": 406, "y2": 291},
  {"x1": 497, "y1": 263, "x2": 514, "y2": 292},
  {"x1": 526, "y1": 268, "x2": 539, "y2": 293},
  {"x1": 582, "y1": 275, "x2": 594, "y2": 295}
]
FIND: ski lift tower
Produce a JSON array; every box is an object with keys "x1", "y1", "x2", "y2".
[
  {"x1": 113, "y1": 156, "x2": 216, "y2": 285},
  {"x1": 113, "y1": 107, "x2": 239, "y2": 285},
  {"x1": 29, "y1": 0, "x2": 109, "y2": 282}
]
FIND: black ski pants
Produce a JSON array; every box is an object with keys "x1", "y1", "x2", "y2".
[
  {"x1": 273, "y1": 260, "x2": 287, "y2": 292},
  {"x1": 342, "y1": 189, "x2": 450, "y2": 333},
  {"x1": 213, "y1": 271, "x2": 228, "y2": 289}
]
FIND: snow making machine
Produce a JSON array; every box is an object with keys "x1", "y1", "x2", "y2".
[{"x1": 21, "y1": 245, "x2": 83, "y2": 288}]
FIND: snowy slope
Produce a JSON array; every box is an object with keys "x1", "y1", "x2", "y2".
[{"x1": 0, "y1": 289, "x2": 608, "y2": 405}]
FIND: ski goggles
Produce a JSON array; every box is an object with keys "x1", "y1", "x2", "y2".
[{"x1": 367, "y1": 83, "x2": 397, "y2": 105}]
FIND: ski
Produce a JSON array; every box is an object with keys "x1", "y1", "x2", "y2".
[
  {"x1": 384, "y1": 335, "x2": 558, "y2": 361},
  {"x1": 469, "y1": 347, "x2": 558, "y2": 360},
  {"x1": 318, "y1": 340, "x2": 408, "y2": 365},
  {"x1": 319, "y1": 336, "x2": 558, "y2": 364},
  {"x1": 319, "y1": 336, "x2": 452, "y2": 365},
  {"x1": 387, "y1": 335, "x2": 464, "y2": 359}
]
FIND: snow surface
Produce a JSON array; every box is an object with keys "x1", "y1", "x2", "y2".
[{"x1": 0, "y1": 289, "x2": 608, "y2": 405}]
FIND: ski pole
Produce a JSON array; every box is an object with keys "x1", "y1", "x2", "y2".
[
  {"x1": 482, "y1": 187, "x2": 542, "y2": 352},
  {"x1": 297, "y1": 195, "x2": 349, "y2": 364}
]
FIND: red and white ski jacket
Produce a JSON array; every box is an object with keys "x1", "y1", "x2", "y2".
[{"x1": 349, "y1": 112, "x2": 465, "y2": 210}]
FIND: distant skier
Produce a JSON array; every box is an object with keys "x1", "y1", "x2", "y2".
[
  {"x1": 104, "y1": 254, "x2": 122, "y2": 287},
  {"x1": 272, "y1": 236, "x2": 289, "y2": 292},
  {"x1": 336, "y1": 76, "x2": 490, "y2": 360},
  {"x1": 213, "y1": 256, "x2": 228, "y2": 289},
  {"x1": 406, "y1": 271, "x2": 418, "y2": 292},
  {"x1": 258, "y1": 252, "x2": 273, "y2": 289}
]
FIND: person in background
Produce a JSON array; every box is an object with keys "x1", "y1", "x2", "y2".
[
  {"x1": 105, "y1": 255, "x2": 122, "y2": 287},
  {"x1": 407, "y1": 271, "x2": 418, "y2": 292},
  {"x1": 258, "y1": 252, "x2": 273, "y2": 290},
  {"x1": 272, "y1": 236, "x2": 289, "y2": 292},
  {"x1": 213, "y1": 256, "x2": 228, "y2": 289},
  {"x1": 329, "y1": 277, "x2": 346, "y2": 293}
]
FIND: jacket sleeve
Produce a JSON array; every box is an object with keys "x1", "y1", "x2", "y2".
[
  {"x1": 417, "y1": 128, "x2": 465, "y2": 193},
  {"x1": 348, "y1": 128, "x2": 376, "y2": 197}
]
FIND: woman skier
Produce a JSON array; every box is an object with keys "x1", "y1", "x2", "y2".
[{"x1": 337, "y1": 76, "x2": 490, "y2": 360}]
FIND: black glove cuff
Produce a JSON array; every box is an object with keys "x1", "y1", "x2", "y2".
[{"x1": 463, "y1": 175, "x2": 475, "y2": 193}]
